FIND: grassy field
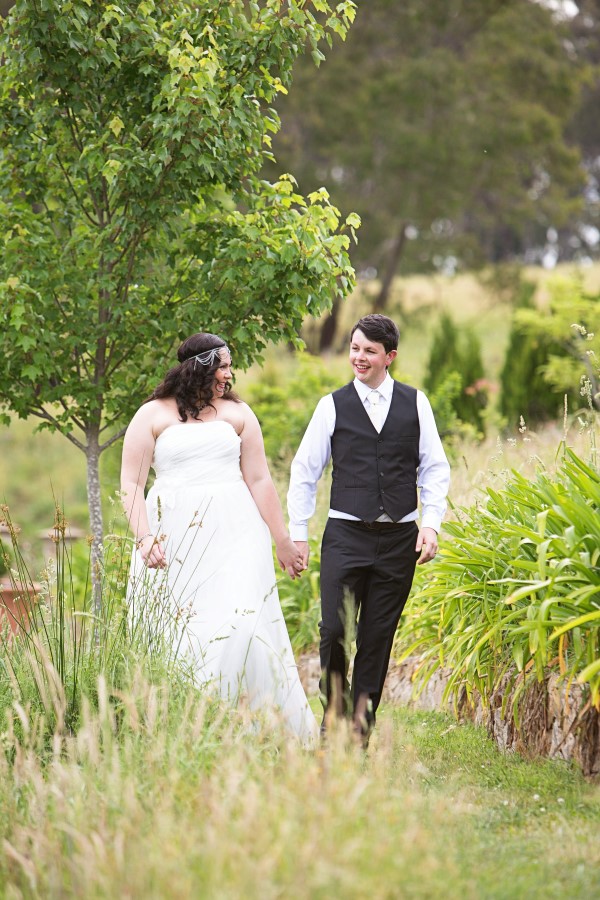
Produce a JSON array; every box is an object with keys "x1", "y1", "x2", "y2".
[
  {"x1": 292, "y1": 261, "x2": 600, "y2": 385},
  {"x1": 1, "y1": 679, "x2": 598, "y2": 899},
  {"x1": 1, "y1": 421, "x2": 597, "y2": 900}
]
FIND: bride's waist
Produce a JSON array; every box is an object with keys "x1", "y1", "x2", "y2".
[{"x1": 151, "y1": 472, "x2": 244, "y2": 491}]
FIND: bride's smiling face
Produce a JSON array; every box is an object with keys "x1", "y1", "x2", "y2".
[{"x1": 212, "y1": 351, "x2": 232, "y2": 399}]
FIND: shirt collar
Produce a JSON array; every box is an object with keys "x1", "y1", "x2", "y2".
[{"x1": 353, "y1": 372, "x2": 394, "y2": 403}]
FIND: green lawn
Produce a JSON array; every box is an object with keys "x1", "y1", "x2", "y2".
[{"x1": 381, "y1": 707, "x2": 600, "y2": 899}]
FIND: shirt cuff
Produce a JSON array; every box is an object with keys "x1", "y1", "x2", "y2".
[
  {"x1": 420, "y1": 513, "x2": 442, "y2": 533},
  {"x1": 289, "y1": 524, "x2": 309, "y2": 542}
]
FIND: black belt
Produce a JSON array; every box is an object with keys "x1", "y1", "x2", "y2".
[{"x1": 357, "y1": 520, "x2": 405, "y2": 531}]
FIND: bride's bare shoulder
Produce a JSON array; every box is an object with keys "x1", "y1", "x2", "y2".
[
  {"x1": 129, "y1": 398, "x2": 179, "y2": 434},
  {"x1": 235, "y1": 400, "x2": 263, "y2": 436},
  {"x1": 237, "y1": 399, "x2": 259, "y2": 420}
]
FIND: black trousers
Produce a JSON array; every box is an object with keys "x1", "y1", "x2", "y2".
[{"x1": 319, "y1": 518, "x2": 419, "y2": 725}]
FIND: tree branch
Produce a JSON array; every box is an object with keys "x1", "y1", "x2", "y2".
[
  {"x1": 63, "y1": 102, "x2": 84, "y2": 155},
  {"x1": 99, "y1": 424, "x2": 127, "y2": 451},
  {"x1": 53, "y1": 152, "x2": 100, "y2": 228},
  {"x1": 28, "y1": 407, "x2": 86, "y2": 451}
]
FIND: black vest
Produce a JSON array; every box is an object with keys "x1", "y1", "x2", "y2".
[{"x1": 330, "y1": 381, "x2": 420, "y2": 522}]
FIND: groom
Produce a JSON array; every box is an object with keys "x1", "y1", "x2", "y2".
[{"x1": 287, "y1": 314, "x2": 450, "y2": 741}]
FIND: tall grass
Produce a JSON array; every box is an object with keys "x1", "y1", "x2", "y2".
[
  {"x1": 0, "y1": 503, "x2": 184, "y2": 740},
  {"x1": 1, "y1": 682, "x2": 599, "y2": 898}
]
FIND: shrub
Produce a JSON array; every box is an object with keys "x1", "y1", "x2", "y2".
[
  {"x1": 499, "y1": 279, "x2": 564, "y2": 427},
  {"x1": 245, "y1": 353, "x2": 341, "y2": 467},
  {"x1": 427, "y1": 372, "x2": 482, "y2": 460},
  {"x1": 396, "y1": 446, "x2": 600, "y2": 714},
  {"x1": 423, "y1": 312, "x2": 488, "y2": 435},
  {"x1": 504, "y1": 279, "x2": 600, "y2": 424}
]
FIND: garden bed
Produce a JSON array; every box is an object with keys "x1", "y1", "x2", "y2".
[
  {"x1": 385, "y1": 656, "x2": 600, "y2": 776},
  {"x1": 298, "y1": 652, "x2": 600, "y2": 776}
]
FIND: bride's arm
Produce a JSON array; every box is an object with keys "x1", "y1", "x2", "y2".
[
  {"x1": 239, "y1": 404, "x2": 304, "y2": 579},
  {"x1": 120, "y1": 404, "x2": 167, "y2": 569}
]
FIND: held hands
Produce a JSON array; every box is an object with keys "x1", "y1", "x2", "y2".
[
  {"x1": 416, "y1": 526, "x2": 438, "y2": 566},
  {"x1": 137, "y1": 533, "x2": 167, "y2": 569},
  {"x1": 294, "y1": 540, "x2": 310, "y2": 571},
  {"x1": 276, "y1": 535, "x2": 307, "y2": 580}
]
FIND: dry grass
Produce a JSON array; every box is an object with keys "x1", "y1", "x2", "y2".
[
  {"x1": 445, "y1": 419, "x2": 595, "y2": 513},
  {"x1": 1, "y1": 676, "x2": 599, "y2": 899}
]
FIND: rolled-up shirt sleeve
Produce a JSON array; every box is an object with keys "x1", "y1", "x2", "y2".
[
  {"x1": 416, "y1": 391, "x2": 451, "y2": 533},
  {"x1": 287, "y1": 395, "x2": 335, "y2": 541}
]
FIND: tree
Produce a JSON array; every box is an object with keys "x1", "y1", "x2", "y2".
[
  {"x1": 0, "y1": 0, "x2": 357, "y2": 607},
  {"x1": 268, "y1": 0, "x2": 586, "y2": 342},
  {"x1": 563, "y1": 0, "x2": 600, "y2": 262}
]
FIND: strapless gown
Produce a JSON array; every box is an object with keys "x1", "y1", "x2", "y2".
[{"x1": 127, "y1": 421, "x2": 317, "y2": 744}]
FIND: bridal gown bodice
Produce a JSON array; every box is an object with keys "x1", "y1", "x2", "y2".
[
  {"x1": 152, "y1": 420, "x2": 243, "y2": 493},
  {"x1": 127, "y1": 421, "x2": 317, "y2": 745}
]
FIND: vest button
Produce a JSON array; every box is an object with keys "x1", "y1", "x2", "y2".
[{"x1": 379, "y1": 506, "x2": 384, "y2": 510}]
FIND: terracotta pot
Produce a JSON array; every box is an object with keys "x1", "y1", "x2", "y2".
[{"x1": 0, "y1": 578, "x2": 41, "y2": 635}]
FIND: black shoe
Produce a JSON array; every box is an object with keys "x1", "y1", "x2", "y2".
[{"x1": 353, "y1": 698, "x2": 374, "y2": 750}]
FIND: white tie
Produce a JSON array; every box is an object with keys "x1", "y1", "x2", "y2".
[{"x1": 367, "y1": 390, "x2": 381, "y2": 431}]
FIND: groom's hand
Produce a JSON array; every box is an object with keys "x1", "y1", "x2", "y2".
[
  {"x1": 294, "y1": 541, "x2": 310, "y2": 572},
  {"x1": 276, "y1": 536, "x2": 306, "y2": 579},
  {"x1": 416, "y1": 526, "x2": 438, "y2": 565}
]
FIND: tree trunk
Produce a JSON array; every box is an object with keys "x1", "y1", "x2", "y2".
[
  {"x1": 373, "y1": 223, "x2": 408, "y2": 313},
  {"x1": 319, "y1": 298, "x2": 341, "y2": 352},
  {"x1": 85, "y1": 427, "x2": 104, "y2": 618},
  {"x1": 0, "y1": 2, "x2": 16, "y2": 19}
]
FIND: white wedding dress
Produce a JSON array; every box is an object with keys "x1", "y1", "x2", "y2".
[{"x1": 127, "y1": 421, "x2": 317, "y2": 745}]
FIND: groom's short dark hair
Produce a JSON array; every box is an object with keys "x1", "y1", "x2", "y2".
[{"x1": 351, "y1": 314, "x2": 400, "y2": 354}]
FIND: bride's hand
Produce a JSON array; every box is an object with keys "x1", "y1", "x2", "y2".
[
  {"x1": 276, "y1": 536, "x2": 306, "y2": 580},
  {"x1": 137, "y1": 534, "x2": 167, "y2": 569}
]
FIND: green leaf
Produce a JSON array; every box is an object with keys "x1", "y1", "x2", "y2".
[
  {"x1": 577, "y1": 657, "x2": 600, "y2": 684},
  {"x1": 108, "y1": 116, "x2": 124, "y2": 138}
]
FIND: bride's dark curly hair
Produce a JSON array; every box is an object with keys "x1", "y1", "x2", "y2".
[{"x1": 145, "y1": 332, "x2": 240, "y2": 421}]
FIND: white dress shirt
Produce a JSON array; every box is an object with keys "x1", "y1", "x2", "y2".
[{"x1": 287, "y1": 373, "x2": 450, "y2": 541}]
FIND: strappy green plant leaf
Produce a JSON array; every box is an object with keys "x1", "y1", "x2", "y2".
[{"x1": 395, "y1": 445, "x2": 600, "y2": 718}]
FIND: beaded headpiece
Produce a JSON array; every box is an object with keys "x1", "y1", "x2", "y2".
[{"x1": 188, "y1": 345, "x2": 230, "y2": 370}]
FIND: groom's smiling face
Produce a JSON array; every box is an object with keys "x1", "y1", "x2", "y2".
[{"x1": 349, "y1": 328, "x2": 396, "y2": 389}]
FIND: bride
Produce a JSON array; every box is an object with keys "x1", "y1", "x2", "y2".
[{"x1": 120, "y1": 332, "x2": 318, "y2": 744}]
